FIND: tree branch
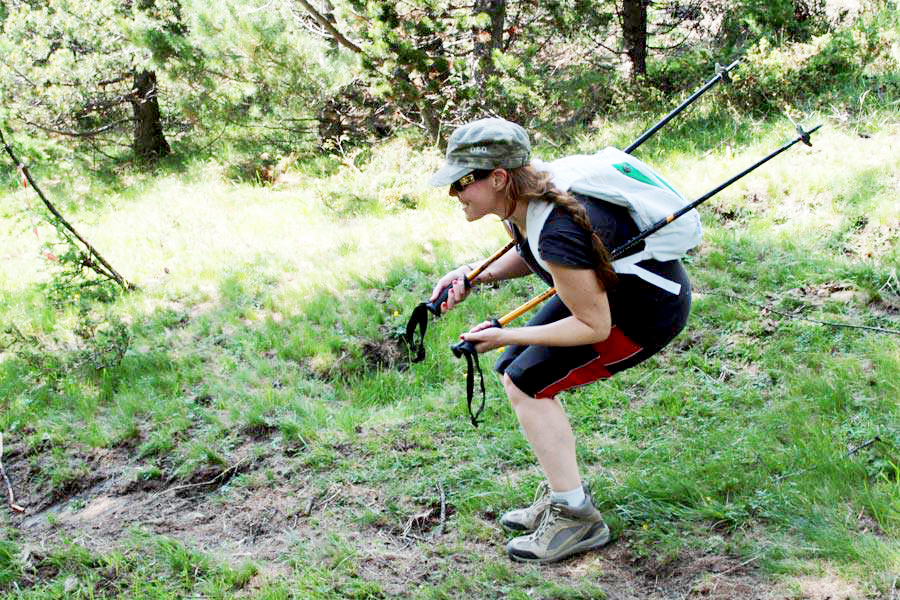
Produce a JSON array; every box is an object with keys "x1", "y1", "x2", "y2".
[
  {"x1": 293, "y1": 0, "x2": 366, "y2": 55},
  {"x1": 0, "y1": 128, "x2": 135, "y2": 291},
  {"x1": 24, "y1": 119, "x2": 130, "y2": 138}
]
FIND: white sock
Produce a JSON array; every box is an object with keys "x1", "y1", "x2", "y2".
[{"x1": 550, "y1": 485, "x2": 586, "y2": 508}]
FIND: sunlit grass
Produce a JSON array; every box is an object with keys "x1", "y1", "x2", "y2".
[{"x1": 1, "y1": 102, "x2": 899, "y2": 598}]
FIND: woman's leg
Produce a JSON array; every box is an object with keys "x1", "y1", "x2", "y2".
[
  {"x1": 502, "y1": 372, "x2": 580, "y2": 492},
  {"x1": 502, "y1": 372, "x2": 610, "y2": 563}
]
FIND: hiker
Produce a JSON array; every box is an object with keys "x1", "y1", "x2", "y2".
[{"x1": 428, "y1": 117, "x2": 692, "y2": 563}]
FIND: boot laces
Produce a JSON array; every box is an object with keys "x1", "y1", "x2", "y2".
[
  {"x1": 527, "y1": 482, "x2": 550, "y2": 515},
  {"x1": 531, "y1": 502, "x2": 564, "y2": 542},
  {"x1": 531, "y1": 481, "x2": 550, "y2": 504}
]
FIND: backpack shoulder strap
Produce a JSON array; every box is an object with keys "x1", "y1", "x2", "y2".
[{"x1": 524, "y1": 198, "x2": 555, "y2": 275}]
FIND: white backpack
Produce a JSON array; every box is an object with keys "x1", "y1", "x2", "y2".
[{"x1": 526, "y1": 147, "x2": 702, "y2": 295}]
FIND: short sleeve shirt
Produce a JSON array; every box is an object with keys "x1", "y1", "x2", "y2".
[{"x1": 511, "y1": 194, "x2": 691, "y2": 348}]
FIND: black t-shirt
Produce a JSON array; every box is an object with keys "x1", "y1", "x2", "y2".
[{"x1": 511, "y1": 194, "x2": 691, "y2": 348}]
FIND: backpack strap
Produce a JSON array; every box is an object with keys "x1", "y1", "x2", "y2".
[
  {"x1": 525, "y1": 198, "x2": 684, "y2": 294},
  {"x1": 525, "y1": 199, "x2": 555, "y2": 275},
  {"x1": 612, "y1": 252, "x2": 683, "y2": 295}
]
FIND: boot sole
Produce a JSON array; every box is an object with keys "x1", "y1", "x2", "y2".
[{"x1": 507, "y1": 525, "x2": 611, "y2": 564}]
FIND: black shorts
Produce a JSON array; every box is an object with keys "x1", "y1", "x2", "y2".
[{"x1": 494, "y1": 292, "x2": 689, "y2": 399}]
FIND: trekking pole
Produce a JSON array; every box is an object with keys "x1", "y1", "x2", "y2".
[
  {"x1": 453, "y1": 122, "x2": 823, "y2": 427},
  {"x1": 407, "y1": 60, "x2": 741, "y2": 364},
  {"x1": 624, "y1": 59, "x2": 740, "y2": 154}
]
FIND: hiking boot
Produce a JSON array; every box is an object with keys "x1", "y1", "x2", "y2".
[
  {"x1": 499, "y1": 481, "x2": 550, "y2": 532},
  {"x1": 506, "y1": 492, "x2": 610, "y2": 564}
]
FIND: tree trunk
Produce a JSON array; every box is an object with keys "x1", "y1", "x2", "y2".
[
  {"x1": 622, "y1": 0, "x2": 648, "y2": 78},
  {"x1": 472, "y1": 0, "x2": 506, "y2": 86},
  {"x1": 130, "y1": 70, "x2": 171, "y2": 160}
]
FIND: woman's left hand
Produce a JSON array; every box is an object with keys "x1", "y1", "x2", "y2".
[{"x1": 460, "y1": 321, "x2": 507, "y2": 353}]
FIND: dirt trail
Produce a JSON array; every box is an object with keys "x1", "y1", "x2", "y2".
[{"x1": 1, "y1": 435, "x2": 854, "y2": 599}]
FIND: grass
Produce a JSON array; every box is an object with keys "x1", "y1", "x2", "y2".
[{"x1": 1, "y1": 93, "x2": 899, "y2": 597}]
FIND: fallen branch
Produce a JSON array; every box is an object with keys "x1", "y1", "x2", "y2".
[
  {"x1": 0, "y1": 432, "x2": 25, "y2": 513},
  {"x1": 0, "y1": 127, "x2": 134, "y2": 291},
  {"x1": 773, "y1": 436, "x2": 887, "y2": 483},
  {"x1": 697, "y1": 288, "x2": 900, "y2": 336},
  {"x1": 433, "y1": 483, "x2": 447, "y2": 538}
]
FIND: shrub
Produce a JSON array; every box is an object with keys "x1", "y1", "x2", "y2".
[{"x1": 725, "y1": 33, "x2": 864, "y2": 114}]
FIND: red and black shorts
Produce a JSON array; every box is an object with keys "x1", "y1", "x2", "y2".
[{"x1": 494, "y1": 293, "x2": 688, "y2": 399}]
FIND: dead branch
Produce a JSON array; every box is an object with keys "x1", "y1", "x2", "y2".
[
  {"x1": 25, "y1": 119, "x2": 130, "y2": 138},
  {"x1": 0, "y1": 433, "x2": 26, "y2": 513},
  {"x1": 401, "y1": 508, "x2": 434, "y2": 540},
  {"x1": 0, "y1": 127, "x2": 135, "y2": 291}
]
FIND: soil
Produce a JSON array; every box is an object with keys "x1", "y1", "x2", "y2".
[{"x1": 1, "y1": 434, "x2": 868, "y2": 599}]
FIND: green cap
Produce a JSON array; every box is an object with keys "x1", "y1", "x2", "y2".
[{"x1": 428, "y1": 117, "x2": 531, "y2": 186}]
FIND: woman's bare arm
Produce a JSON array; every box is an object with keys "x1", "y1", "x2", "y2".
[{"x1": 461, "y1": 263, "x2": 611, "y2": 351}]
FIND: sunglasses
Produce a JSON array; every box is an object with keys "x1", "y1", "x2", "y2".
[{"x1": 450, "y1": 169, "x2": 492, "y2": 193}]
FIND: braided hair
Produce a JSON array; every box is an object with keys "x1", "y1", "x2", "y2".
[{"x1": 504, "y1": 165, "x2": 617, "y2": 290}]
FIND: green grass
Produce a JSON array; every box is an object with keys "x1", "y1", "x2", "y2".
[{"x1": 2, "y1": 89, "x2": 899, "y2": 599}]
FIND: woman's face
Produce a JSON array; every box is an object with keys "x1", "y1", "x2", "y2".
[{"x1": 449, "y1": 169, "x2": 508, "y2": 222}]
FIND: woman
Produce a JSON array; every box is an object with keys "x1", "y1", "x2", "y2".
[{"x1": 428, "y1": 117, "x2": 691, "y2": 563}]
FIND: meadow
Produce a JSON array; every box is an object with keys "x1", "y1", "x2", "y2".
[{"x1": 1, "y1": 99, "x2": 898, "y2": 598}]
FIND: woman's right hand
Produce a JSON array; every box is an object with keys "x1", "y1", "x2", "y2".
[{"x1": 430, "y1": 265, "x2": 472, "y2": 313}]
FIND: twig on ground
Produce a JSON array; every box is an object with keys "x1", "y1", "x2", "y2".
[
  {"x1": 773, "y1": 436, "x2": 886, "y2": 483},
  {"x1": 890, "y1": 574, "x2": 897, "y2": 600},
  {"x1": 697, "y1": 288, "x2": 900, "y2": 336},
  {"x1": 154, "y1": 459, "x2": 247, "y2": 498},
  {"x1": 433, "y1": 483, "x2": 447, "y2": 538},
  {"x1": 0, "y1": 432, "x2": 26, "y2": 513},
  {"x1": 711, "y1": 553, "x2": 762, "y2": 578},
  {"x1": 318, "y1": 486, "x2": 342, "y2": 509},
  {"x1": 401, "y1": 508, "x2": 434, "y2": 539},
  {"x1": 847, "y1": 436, "x2": 881, "y2": 456}
]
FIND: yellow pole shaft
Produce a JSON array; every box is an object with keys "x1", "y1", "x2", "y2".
[
  {"x1": 497, "y1": 288, "x2": 557, "y2": 326},
  {"x1": 466, "y1": 239, "x2": 516, "y2": 284}
]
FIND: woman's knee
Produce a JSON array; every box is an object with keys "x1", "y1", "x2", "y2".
[
  {"x1": 502, "y1": 373, "x2": 544, "y2": 414},
  {"x1": 501, "y1": 373, "x2": 528, "y2": 407}
]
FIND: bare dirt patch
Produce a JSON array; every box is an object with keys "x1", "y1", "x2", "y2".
[
  {"x1": 795, "y1": 573, "x2": 865, "y2": 600},
  {"x1": 2, "y1": 433, "x2": 785, "y2": 599},
  {"x1": 362, "y1": 324, "x2": 414, "y2": 371}
]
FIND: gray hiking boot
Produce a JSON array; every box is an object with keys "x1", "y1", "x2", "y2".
[
  {"x1": 499, "y1": 481, "x2": 550, "y2": 532},
  {"x1": 506, "y1": 491, "x2": 610, "y2": 564}
]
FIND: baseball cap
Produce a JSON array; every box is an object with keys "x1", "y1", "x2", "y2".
[{"x1": 428, "y1": 117, "x2": 531, "y2": 186}]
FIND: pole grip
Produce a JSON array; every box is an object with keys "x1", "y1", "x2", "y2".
[
  {"x1": 451, "y1": 339, "x2": 476, "y2": 358},
  {"x1": 425, "y1": 279, "x2": 470, "y2": 316},
  {"x1": 451, "y1": 318, "x2": 502, "y2": 357},
  {"x1": 425, "y1": 239, "x2": 516, "y2": 316}
]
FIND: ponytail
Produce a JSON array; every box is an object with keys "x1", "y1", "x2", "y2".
[{"x1": 505, "y1": 166, "x2": 617, "y2": 290}]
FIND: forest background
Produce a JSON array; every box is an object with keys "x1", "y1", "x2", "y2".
[{"x1": 0, "y1": 0, "x2": 899, "y2": 598}]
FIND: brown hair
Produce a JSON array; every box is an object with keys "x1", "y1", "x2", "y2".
[{"x1": 503, "y1": 165, "x2": 617, "y2": 290}]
